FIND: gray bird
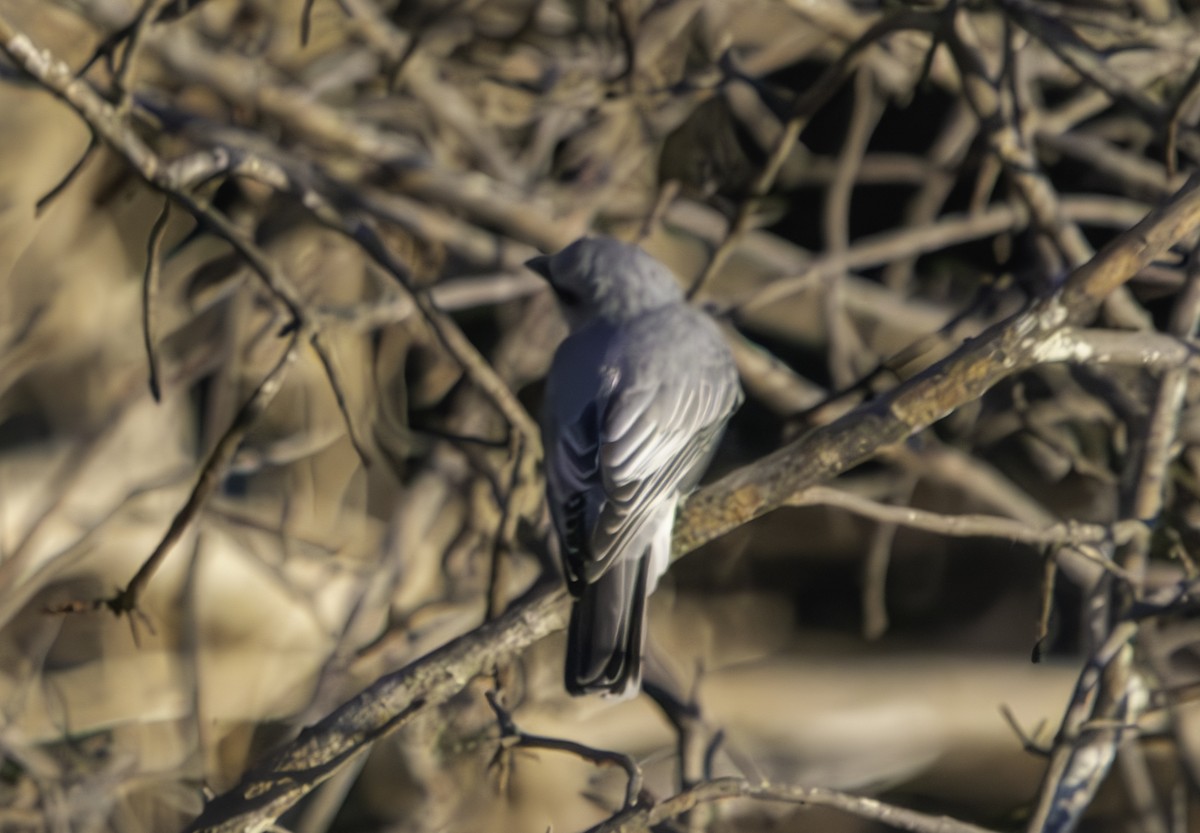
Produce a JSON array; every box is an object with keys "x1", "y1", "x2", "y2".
[{"x1": 527, "y1": 237, "x2": 742, "y2": 697}]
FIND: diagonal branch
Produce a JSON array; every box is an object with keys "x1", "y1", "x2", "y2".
[{"x1": 181, "y1": 172, "x2": 1200, "y2": 833}]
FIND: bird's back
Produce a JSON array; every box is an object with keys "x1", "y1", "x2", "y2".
[{"x1": 534, "y1": 238, "x2": 742, "y2": 696}]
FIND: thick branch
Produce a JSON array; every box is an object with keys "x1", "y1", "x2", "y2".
[{"x1": 179, "y1": 172, "x2": 1200, "y2": 833}]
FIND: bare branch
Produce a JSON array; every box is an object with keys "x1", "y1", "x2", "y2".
[{"x1": 586, "y1": 777, "x2": 1000, "y2": 833}]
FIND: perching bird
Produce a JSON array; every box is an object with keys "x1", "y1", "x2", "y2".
[{"x1": 527, "y1": 237, "x2": 742, "y2": 697}]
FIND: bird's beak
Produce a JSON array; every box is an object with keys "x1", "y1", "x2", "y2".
[{"x1": 525, "y1": 254, "x2": 553, "y2": 281}]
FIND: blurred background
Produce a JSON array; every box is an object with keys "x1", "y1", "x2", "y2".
[{"x1": 1, "y1": 0, "x2": 1200, "y2": 831}]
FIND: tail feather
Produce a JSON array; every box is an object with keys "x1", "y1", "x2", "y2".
[{"x1": 565, "y1": 553, "x2": 650, "y2": 698}]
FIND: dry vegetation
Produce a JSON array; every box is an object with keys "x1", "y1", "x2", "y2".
[{"x1": 2, "y1": 0, "x2": 1200, "y2": 832}]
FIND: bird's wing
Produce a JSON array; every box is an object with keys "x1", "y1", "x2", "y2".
[
  {"x1": 548, "y1": 320, "x2": 739, "y2": 589},
  {"x1": 585, "y1": 357, "x2": 739, "y2": 579}
]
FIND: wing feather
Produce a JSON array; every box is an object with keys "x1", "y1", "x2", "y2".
[{"x1": 585, "y1": 353, "x2": 739, "y2": 579}]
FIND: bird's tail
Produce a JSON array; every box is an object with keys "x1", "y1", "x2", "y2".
[{"x1": 564, "y1": 552, "x2": 650, "y2": 699}]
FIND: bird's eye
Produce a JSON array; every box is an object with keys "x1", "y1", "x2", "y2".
[{"x1": 554, "y1": 285, "x2": 582, "y2": 306}]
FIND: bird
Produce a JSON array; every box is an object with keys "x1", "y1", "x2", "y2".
[{"x1": 527, "y1": 237, "x2": 743, "y2": 697}]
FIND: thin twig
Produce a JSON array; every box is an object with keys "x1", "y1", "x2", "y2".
[
  {"x1": 113, "y1": 0, "x2": 176, "y2": 110},
  {"x1": 786, "y1": 485, "x2": 1122, "y2": 551},
  {"x1": 484, "y1": 434, "x2": 526, "y2": 623},
  {"x1": 309, "y1": 330, "x2": 373, "y2": 468},
  {"x1": 98, "y1": 331, "x2": 299, "y2": 625},
  {"x1": 142, "y1": 195, "x2": 171, "y2": 402},
  {"x1": 586, "y1": 777, "x2": 1000, "y2": 833},
  {"x1": 35, "y1": 133, "x2": 98, "y2": 214},
  {"x1": 484, "y1": 691, "x2": 645, "y2": 810}
]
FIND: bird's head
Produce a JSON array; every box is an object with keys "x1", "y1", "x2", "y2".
[{"x1": 526, "y1": 237, "x2": 684, "y2": 330}]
